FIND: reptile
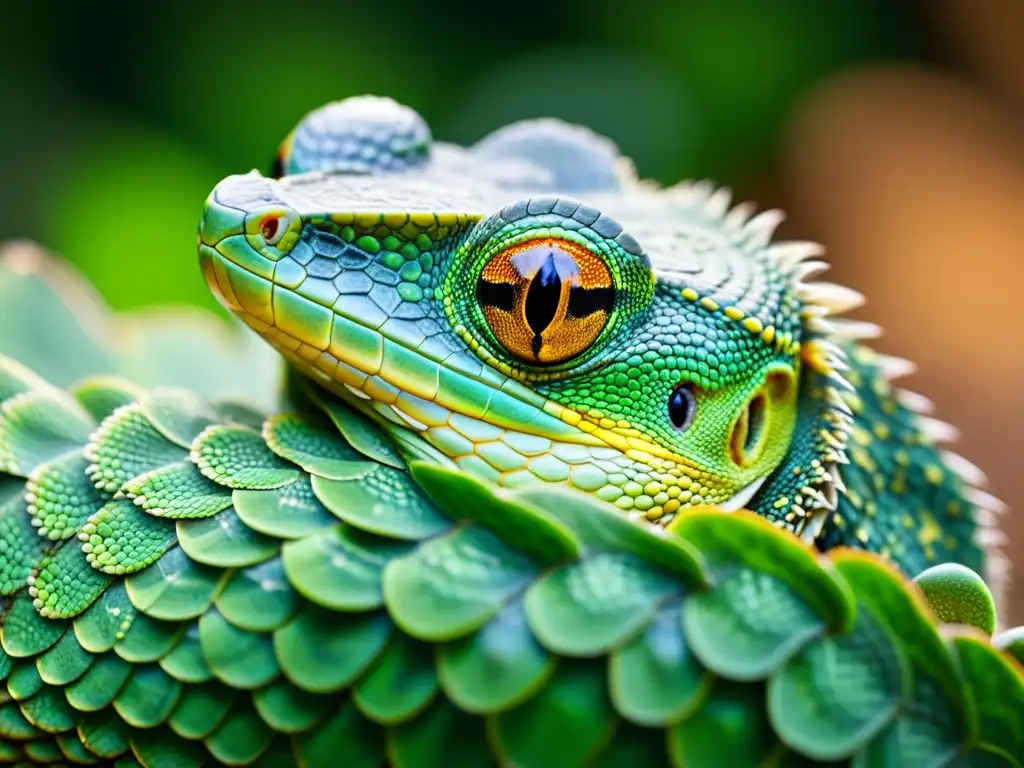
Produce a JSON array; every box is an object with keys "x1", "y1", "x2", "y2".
[{"x1": 0, "y1": 94, "x2": 1019, "y2": 767}]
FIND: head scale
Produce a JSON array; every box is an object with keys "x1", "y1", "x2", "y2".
[{"x1": 200, "y1": 99, "x2": 845, "y2": 532}]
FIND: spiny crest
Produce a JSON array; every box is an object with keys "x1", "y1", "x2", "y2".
[
  {"x1": 651, "y1": 183, "x2": 857, "y2": 534},
  {"x1": 645, "y1": 182, "x2": 1006, "y2": 591}
]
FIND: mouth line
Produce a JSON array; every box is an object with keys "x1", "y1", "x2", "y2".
[{"x1": 206, "y1": 245, "x2": 733, "y2": 487}]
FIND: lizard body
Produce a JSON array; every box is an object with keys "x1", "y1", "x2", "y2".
[{"x1": 0, "y1": 95, "x2": 1014, "y2": 767}]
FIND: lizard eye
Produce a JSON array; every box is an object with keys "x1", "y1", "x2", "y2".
[
  {"x1": 475, "y1": 238, "x2": 615, "y2": 365},
  {"x1": 668, "y1": 383, "x2": 696, "y2": 431}
]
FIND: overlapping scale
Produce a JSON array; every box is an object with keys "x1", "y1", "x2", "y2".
[{"x1": 0, "y1": 352, "x2": 1021, "y2": 767}]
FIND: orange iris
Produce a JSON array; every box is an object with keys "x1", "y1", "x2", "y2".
[{"x1": 476, "y1": 238, "x2": 615, "y2": 365}]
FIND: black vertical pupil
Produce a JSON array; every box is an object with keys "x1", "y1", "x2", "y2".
[
  {"x1": 669, "y1": 385, "x2": 696, "y2": 430},
  {"x1": 524, "y1": 252, "x2": 562, "y2": 356}
]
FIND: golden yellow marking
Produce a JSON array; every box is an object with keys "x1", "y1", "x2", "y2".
[
  {"x1": 851, "y1": 426, "x2": 872, "y2": 447},
  {"x1": 681, "y1": 287, "x2": 699, "y2": 301},
  {"x1": 699, "y1": 297, "x2": 720, "y2": 312},
  {"x1": 381, "y1": 212, "x2": 406, "y2": 229},
  {"x1": 801, "y1": 339, "x2": 833, "y2": 376},
  {"x1": 353, "y1": 212, "x2": 381, "y2": 228},
  {"x1": 924, "y1": 465, "x2": 943, "y2": 485},
  {"x1": 918, "y1": 511, "x2": 942, "y2": 559},
  {"x1": 724, "y1": 306, "x2": 744, "y2": 321}
]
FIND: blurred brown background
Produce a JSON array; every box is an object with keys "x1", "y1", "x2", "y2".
[{"x1": 1, "y1": 0, "x2": 1021, "y2": 620}]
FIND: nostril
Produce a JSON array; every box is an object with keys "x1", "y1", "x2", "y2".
[
  {"x1": 729, "y1": 391, "x2": 767, "y2": 466},
  {"x1": 743, "y1": 393, "x2": 766, "y2": 455},
  {"x1": 728, "y1": 370, "x2": 794, "y2": 467}
]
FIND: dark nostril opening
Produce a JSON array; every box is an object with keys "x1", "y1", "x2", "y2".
[
  {"x1": 730, "y1": 391, "x2": 766, "y2": 466},
  {"x1": 744, "y1": 393, "x2": 766, "y2": 455}
]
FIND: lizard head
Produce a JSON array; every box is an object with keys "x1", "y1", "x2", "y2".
[{"x1": 198, "y1": 98, "x2": 849, "y2": 530}]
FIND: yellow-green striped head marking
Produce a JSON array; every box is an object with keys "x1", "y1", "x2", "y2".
[{"x1": 199, "y1": 99, "x2": 850, "y2": 532}]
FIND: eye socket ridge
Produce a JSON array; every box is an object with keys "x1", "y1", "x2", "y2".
[
  {"x1": 244, "y1": 206, "x2": 302, "y2": 258},
  {"x1": 475, "y1": 237, "x2": 616, "y2": 366},
  {"x1": 260, "y1": 215, "x2": 286, "y2": 245}
]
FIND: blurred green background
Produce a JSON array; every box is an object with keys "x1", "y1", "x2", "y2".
[
  {"x1": 0, "y1": 0, "x2": 925, "y2": 314},
  {"x1": 3, "y1": 0, "x2": 1023, "y2": 620}
]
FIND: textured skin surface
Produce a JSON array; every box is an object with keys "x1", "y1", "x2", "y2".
[
  {"x1": 0, "y1": 352, "x2": 1020, "y2": 767},
  {"x1": 206, "y1": 96, "x2": 1001, "y2": 589},
  {"x1": 0, "y1": 96, "x2": 1017, "y2": 767}
]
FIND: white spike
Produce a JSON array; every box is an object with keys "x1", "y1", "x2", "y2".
[
  {"x1": 894, "y1": 388, "x2": 935, "y2": 415},
  {"x1": 825, "y1": 406, "x2": 851, "y2": 426},
  {"x1": 723, "y1": 201, "x2": 757, "y2": 231},
  {"x1": 796, "y1": 282, "x2": 865, "y2": 314},
  {"x1": 875, "y1": 354, "x2": 917, "y2": 381},
  {"x1": 813, "y1": 338, "x2": 846, "y2": 360},
  {"x1": 917, "y1": 415, "x2": 960, "y2": 444},
  {"x1": 770, "y1": 241, "x2": 825, "y2": 269},
  {"x1": 806, "y1": 317, "x2": 838, "y2": 337},
  {"x1": 829, "y1": 318, "x2": 883, "y2": 341},
  {"x1": 744, "y1": 210, "x2": 786, "y2": 247},
  {"x1": 825, "y1": 354, "x2": 849, "y2": 372},
  {"x1": 798, "y1": 508, "x2": 829, "y2": 543},
  {"x1": 982, "y1": 550, "x2": 1011, "y2": 622},
  {"x1": 704, "y1": 187, "x2": 733, "y2": 219},
  {"x1": 940, "y1": 450, "x2": 988, "y2": 488},
  {"x1": 790, "y1": 259, "x2": 831, "y2": 283},
  {"x1": 801, "y1": 303, "x2": 830, "y2": 320},
  {"x1": 830, "y1": 373, "x2": 856, "y2": 393},
  {"x1": 967, "y1": 488, "x2": 1007, "y2": 515},
  {"x1": 810, "y1": 488, "x2": 834, "y2": 510},
  {"x1": 826, "y1": 389, "x2": 853, "y2": 415},
  {"x1": 976, "y1": 507, "x2": 998, "y2": 528},
  {"x1": 977, "y1": 527, "x2": 1008, "y2": 548}
]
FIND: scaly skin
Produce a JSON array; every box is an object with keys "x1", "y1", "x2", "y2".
[
  {"x1": 0, "y1": 97, "x2": 1018, "y2": 767},
  {"x1": 200, "y1": 95, "x2": 1002, "y2": 593}
]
